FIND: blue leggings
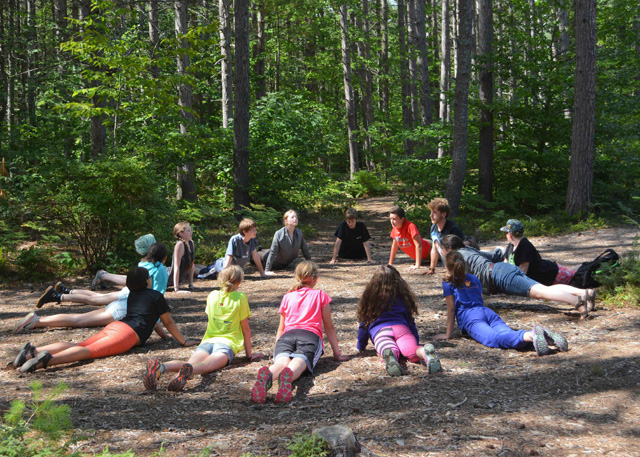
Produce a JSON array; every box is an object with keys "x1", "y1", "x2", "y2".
[{"x1": 458, "y1": 306, "x2": 529, "y2": 349}]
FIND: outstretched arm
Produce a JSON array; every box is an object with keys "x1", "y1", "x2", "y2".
[
  {"x1": 408, "y1": 235, "x2": 422, "y2": 270},
  {"x1": 434, "y1": 296, "x2": 456, "y2": 340},
  {"x1": 322, "y1": 305, "x2": 349, "y2": 361},
  {"x1": 388, "y1": 239, "x2": 399, "y2": 265},
  {"x1": 159, "y1": 312, "x2": 198, "y2": 346},
  {"x1": 330, "y1": 238, "x2": 342, "y2": 264}
]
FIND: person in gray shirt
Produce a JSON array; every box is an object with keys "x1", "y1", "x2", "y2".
[
  {"x1": 440, "y1": 235, "x2": 595, "y2": 319},
  {"x1": 263, "y1": 210, "x2": 311, "y2": 275}
]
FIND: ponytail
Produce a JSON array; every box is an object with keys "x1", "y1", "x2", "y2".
[
  {"x1": 444, "y1": 251, "x2": 467, "y2": 288},
  {"x1": 289, "y1": 260, "x2": 319, "y2": 292}
]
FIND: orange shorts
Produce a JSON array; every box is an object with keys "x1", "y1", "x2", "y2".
[{"x1": 78, "y1": 321, "x2": 139, "y2": 359}]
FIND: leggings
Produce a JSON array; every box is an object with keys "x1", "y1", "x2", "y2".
[
  {"x1": 458, "y1": 306, "x2": 529, "y2": 349},
  {"x1": 78, "y1": 321, "x2": 139, "y2": 358},
  {"x1": 373, "y1": 325, "x2": 421, "y2": 363}
]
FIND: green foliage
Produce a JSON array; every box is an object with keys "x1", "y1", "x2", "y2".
[
  {"x1": 393, "y1": 157, "x2": 452, "y2": 210},
  {"x1": 0, "y1": 381, "x2": 76, "y2": 457},
  {"x1": 286, "y1": 433, "x2": 329, "y2": 457},
  {"x1": 597, "y1": 238, "x2": 640, "y2": 308},
  {"x1": 15, "y1": 246, "x2": 58, "y2": 281}
]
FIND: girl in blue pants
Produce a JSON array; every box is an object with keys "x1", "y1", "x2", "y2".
[{"x1": 433, "y1": 251, "x2": 568, "y2": 356}]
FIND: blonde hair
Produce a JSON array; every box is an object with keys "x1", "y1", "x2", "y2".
[
  {"x1": 173, "y1": 222, "x2": 191, "y2": 240},
  {"x1": 283, "y1": 209, "x2": 298, "y2": 225},
  {"x1": 289, "y1": 260, "x2": 319, "y2": 292},
  {"x1": 218, "y1": 265, "x2": 244, "y2": 293},
  {"x1": 238, "y1": 218, "x2": 256, "y2": 235}
]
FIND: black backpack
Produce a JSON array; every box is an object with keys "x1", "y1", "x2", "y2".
[{"x1": 569, "y1": 249, "x2": 620, "y2": 289}]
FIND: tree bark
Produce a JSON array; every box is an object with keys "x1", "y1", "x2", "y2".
[
  {"x1": 379, "y1": 0, "x2": 389, "y2": 116},
  {"x1": 439, "y1": 0, "x2": 451, "y2": 157},
  {"x1": 398, "y1": 0, "x2": 413, "y2": 156},
  {"x1": 26, "y1": 0, "x2": 36, "y2": 125},
  {"x1": 175, "y1": 0, "x2": 197, "y2": 201},
  {"x1": 80, "y1": 0, "x2": 107, "y2": 157},
  {"x1": 253, "y1": 2, "x2": 266, "y2": 101},
  {"x1": 477, "y1": 0, "x2": 493, "y2": 202},
  {"x1": 445, "y1": 0, "x2": 473, "y2": 217},
  {"x1": 566, "y1": 0, "x2": 597, "y2": 216},
  {"x1": 413, "y1": 0, "x2": 433, "y2": 129},
  {"x1": 406, "y1": 0, "x2": 419, "y2": 131},
  {"x1": 219, "y1": 0, "x2": 233, "y2": 128},
  {"x1": 340, "y1": 2, "x2": 359, "y2": 179},
  {"x1": 356, "y1": 0, "x2": 374, "y2": 166},
  {"x1": 233, "y1": 0, "x2": 251, "y2": 210},
  {"x1": 148, "y1": 0, "x2": 160, "y2": 79}
]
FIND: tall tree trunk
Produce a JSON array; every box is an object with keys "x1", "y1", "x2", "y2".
[
  {"x1": 219, "y1": 0, "x2": 233, "y2": 128},
  {"x1": 148, "y1": 0, "x2": 160, "y2": 78},
  {"x1": 80, "y1": 0, "x2": 106, "y2": 157},
  {"x1": 340, "y1": 2, "x2": 359, "y2": 178},
  {"x1": 429, "y1": 0, "x2": 440, "y2": 117},
  {"x1": 406, "y1": 0, "x2": 419, "y2": 131},
  {"x1": 556, "y1": 0, "x2": 571, "y2": 118},
  {"x1": 439, "y1": 0, "x2": 451, "y2": 157},
  {"x1": 253, "y1": 2, "x2": 266, "y2": 100},
  {"x1": 53, "y1": 0, "x2": 68, "y2": 52},
  {"x1": 635, "y1": 15, "x2": 640, "y2": 98},
  {"x1": 398, "y1": 0, "x2": 413, "y2": 156},
  {"x1": 445, "y1": 0, "x2": 473, "y2": 217},
  {"x1": 356, "y1": 0, "x2": 374, "y2": 167},
  {"x1": 379, "y1": 0, "x2": 389, "y2": 116},
  {"x1": 414, "y1": 0, "x2": 433, "y2": 129},
  {"x1": 4, "y1": 0, "x2": 15, "y2": 133},
  {"x1": 26, "y1": 0, "x2": 36, "y2": 125},
  {"x1": 175, "y1": 0, "x2": 197, "y2": 201},
  {"x1": 477, "y1": 0, "x2": 493, "y2": 202},
  {"x1": 233, "y1": 0, "x2": 251, "y2": 210},
  {"x1": 566, "y1": 0, "x2": 597, "y2": 216}
]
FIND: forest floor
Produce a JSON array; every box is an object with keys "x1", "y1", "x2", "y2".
[{"x1": 1, "y1": 195, "x2": 640, "y2": 457}]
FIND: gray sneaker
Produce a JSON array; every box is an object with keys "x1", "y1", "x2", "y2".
[
  {"x1": 13, "y1": 312, "x2": 39, "y2": 334},
  {"x1": 532, "y1": 325, "x2": 550, "y2": 356},
  {"x1": 423, "y1": 343, "x2": 442, "y2": 374},
  {"x1": 382, "y1": 348, "x2": 402, "y2": 377}
]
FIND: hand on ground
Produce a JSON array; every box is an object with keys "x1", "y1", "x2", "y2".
[{"x1": 432, "y1": 334, "x2": 449, "y2": 341}]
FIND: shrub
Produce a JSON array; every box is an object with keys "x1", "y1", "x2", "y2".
[
  {"x1": 15, "y1": 246, "x2": 58, "y2": 281},
  {"x1": 286, "y1": 433, "x2": 329, "y2": 457},
  {"x1": 596, "y1": 238, "x2": 640, "y2": 307}
]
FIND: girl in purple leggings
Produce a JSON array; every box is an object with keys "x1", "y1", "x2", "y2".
[
  {"x1": 356, "y1": 265, "x2": 441, "y2": 376},
  {"x1": 433, "y1": 251, "x2": 568, "y2": 356}
]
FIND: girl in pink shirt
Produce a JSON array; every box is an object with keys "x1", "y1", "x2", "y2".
[{"x1": 251, "y1": 261, "x2": 348, "y2": 404}]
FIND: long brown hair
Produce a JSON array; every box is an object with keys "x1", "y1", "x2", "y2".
[
  {"x1": 357, "y1": 265, "x2": 418, "y2": 325},
  {"x1": 289, "y1": 260, "x2": 319, "y2": 292},
  {"x1": 444, "y1": 251, "x2": 467, "y2": 287}
]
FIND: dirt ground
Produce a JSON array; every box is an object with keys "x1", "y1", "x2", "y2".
[{"x1": 2, "y1": 196, "x2": 640, "y2": 457}]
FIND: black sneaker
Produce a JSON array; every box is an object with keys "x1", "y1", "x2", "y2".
[
  {"x1": 35, "y1": 286, "x2": 62, "y2": 309},
  {"x1": 54, "y1": 281, "x2": 72, "y2": 294},
  {"x1": 13, "y1": 342, "x2": 35, "y2": 367}
]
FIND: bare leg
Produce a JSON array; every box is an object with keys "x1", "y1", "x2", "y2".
[
  {"x1": 62, "y1": 291, "x2": 121, "y2": 307},
  {"x1": 34, "y1": 308, "x2": 114, "y2": 329},
  {"x1": 270, "y1": 356, "x2": 307, "y2": 382},
  {"x1": 529, "y1": 284, "x2": 581, "y2": 306},
  {"x1": 100, "y1": 272, "x2": 126, "y2": 286},
  {"x1": 36, "y1": 345, "x2": 92, "y2": 367},
  {"x1": 165, "y1": 351, "x2": 228, "y2": 376}
]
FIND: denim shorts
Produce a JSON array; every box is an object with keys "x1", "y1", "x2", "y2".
[
  {"x1": 195, "y1": 342, "x2": 235, "y2": 365},
  {"x1": 491, "y1": 262, "x2": 538, "y2": 297}
]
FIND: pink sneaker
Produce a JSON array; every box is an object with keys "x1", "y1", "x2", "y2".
[
  {"x1": 251, "y1": 366, "x2": 272, "y2": 404},
  {"x1": 274, "y1": 367, "x2": 294, "y2": 404}
]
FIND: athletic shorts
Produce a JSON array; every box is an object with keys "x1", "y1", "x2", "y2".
[
  {"x1": 105, "y1": 287, "x2": 130, "y2": 321},
  {"x1": 491, "y1": 263, "x2": 538, "y2": 297},
  {"x1": 273, "y1": 329, "x2": 323, "y2": 373},
  {"x1": 195, "y1": 342, "x2": 234, "y2": 365},
  {"x1": 78, "y1": 321, "x2": 139, "y2": 359}
]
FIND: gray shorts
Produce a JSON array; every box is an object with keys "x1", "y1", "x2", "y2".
[
  {"x1": 196, "y1": 342, "x2": 235, "y2": 365},
  {"x1": 274, "y1": 329, "x2": 323, "y2": 373}
]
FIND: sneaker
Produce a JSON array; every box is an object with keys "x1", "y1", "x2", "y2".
[
  {"x1": 167, "y1": 363, "x2": 193, "y2": 392},
  {"x1": 13, "y1": 342, "x2": 35, "y2": 367},
  {"x1": 20, "y1": 350, "x2": 52, "y2": 373},
  {"x1": 274, "y1": 367, "x2": 294, "y2": 403},
  {"x1": 542, "y1": 327, "x2": 569, "y2": 352},
  {"x1": 251, "y1": 366, "x2": 273, "y2": 404},
  {"x1": 91, "y1": 270, "x2": 106, "y2": 291},
  {"x1": 36, "y1": 286, "x2": 62, "y2": 309},
  {"x1": 143, "y1": 357, "x2": 162, "y2": 391},
  {"x1": 575, "y1": 294, "x2": 589, "y2": 319},
  {"x1": 382, "y1": 348, "x2": 402, "y2": 377},
  {"x1": 54, "y1": 281, "x2": 72, "y2": 295},
  {"x1": 532, "y1": 325, "x2": 550, "y2": 356},
  {"x1": 13, "y1": 312, "x2": 39, "y2": 334},
  {"x1": 586, "y1": 289, "x2": 597, "y2": 312},
  {"x1": 422, "y1": 343, "x2": 442, "y2": 374}
]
